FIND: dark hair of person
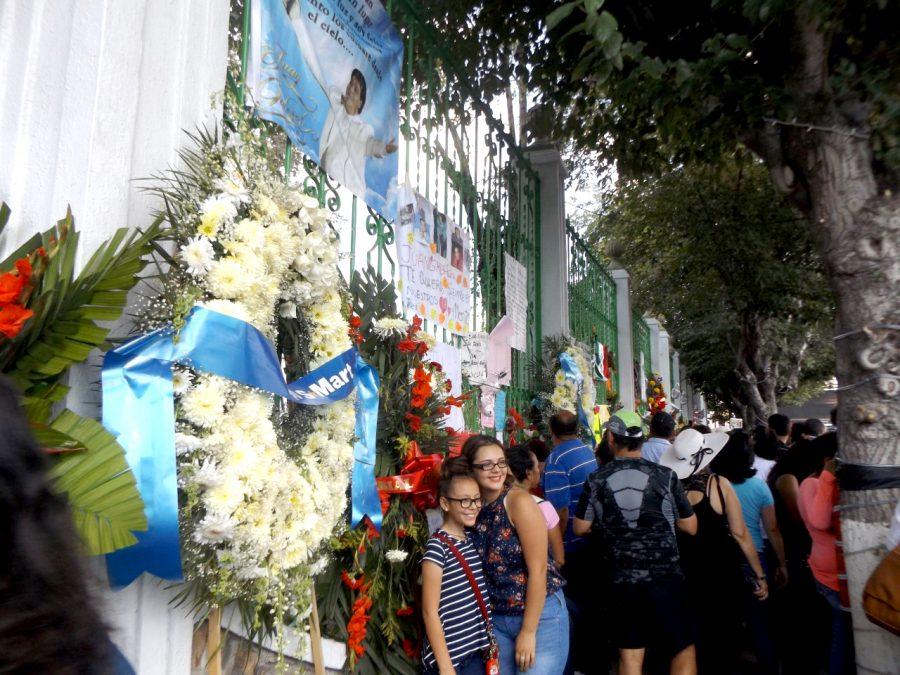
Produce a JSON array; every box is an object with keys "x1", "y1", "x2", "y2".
[
  {"x1": 522, "y1": 437, "x2": 550, "y2": 464},
  {"x1": 350, "y1": 68, "x2": 367, "y2": 112},
  {"x1": 595, "y1": 435, "x2": 614, "y2": 465},
  {"x1": 830, "y1": 407, "x2": 838, "y2": 427},
  {"x1": 809, "y1": 432, "x2": 838, "y2": 474},
  {"x1": 461, "y1": 434, "x2": 505, "y2": 466},
  {"x1": 771, "y1": 437, "x2": 820, "y2": 485},
  {"x1": 751, "y1": 424, "x2": 776, "y2": 460},
  {"x1": 609, "y1": 430, "x2": 643, "y2": 452},
  {"x1": 0, "y1": 376, "x2": 111, "y2": 673},
  {"x1": 790, "y1": 420, "x2": 811, "y2": 444},
  {"x1": 549, "y1": 410, "x2": 579, "y2": 437},
  {"x1": 710, "y1": 430, "x2": 757, "y2": 485},
  {"x1": 768, "y1": 413, "x2": 791, "y2": 437},
  {"x1": 506, "y1": 444, "x2": 536, "y2": 483},
  {"x1": 438, "y1": 456, "x2": 475, "y2": 498},
  {"x1": 693, "y1": 424, "x2": 712, "y2": 434},
  {"x1": 805, "y1": 418, "x2": 826, "y2": 437},
  {"x1": 649, "y1": 411, "x2": 675, "y2": 439}
]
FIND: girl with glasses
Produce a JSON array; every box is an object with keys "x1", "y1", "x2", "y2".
[
  {"x1": 422, "y1": 457, "x2": 495, "y2": 675},
  {"x1": 463, "y1": 435, "x2": 569, "y2": 674}
]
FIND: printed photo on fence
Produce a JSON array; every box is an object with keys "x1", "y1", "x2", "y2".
[
  {"x1": 395, "y1": 187, "x2": 471, "y2": 334},
  {"x1": 246, "y1": 0, "x2": 403, "y2": 220}
]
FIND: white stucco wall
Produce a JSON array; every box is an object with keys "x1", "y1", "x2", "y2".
[{"x1": 0, "y1": 1, "x2": 231, "y2": 672}]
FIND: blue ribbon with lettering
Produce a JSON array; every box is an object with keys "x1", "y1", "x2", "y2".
[
  {"x1": 559, "y1": 351, "x2": 592, "y2": 433},
  {"x1": 103, "y1": 306, "x2": 380, "y2": 587},
  {"x1": 351, "y1": 356, "x2": 381, "y2": 530}
]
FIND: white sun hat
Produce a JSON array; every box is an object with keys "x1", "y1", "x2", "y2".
[{"x1": 659, "y1": 428, "x2": 730, "y2": 479}]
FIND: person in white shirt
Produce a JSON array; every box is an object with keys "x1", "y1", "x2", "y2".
[
  {"x1": 641, "y1": 411, "x2": 675, "y2": 463},
  {"x1": 318, "y1": 69, "x2": 397, "y2": 198}
]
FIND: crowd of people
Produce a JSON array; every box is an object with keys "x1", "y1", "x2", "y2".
[{"x1": 421, "y1": 408, "x2": 855, "y2": 675}]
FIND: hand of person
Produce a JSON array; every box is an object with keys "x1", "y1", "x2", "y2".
[
  {"x1": 755, "y1": 577, "x2": 769, "y2": 601},
  {"x1": 385, "y1": 138, "x2": 398, "y2": 154},
  {"x1": 775, "y1": 565, "x2": 789, "y2": 588},
  {"x1": 515, "y1": 628, "x2": 537, "y2": 671}
]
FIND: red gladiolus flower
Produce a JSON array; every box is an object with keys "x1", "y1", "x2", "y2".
[
  {"x1": 365, "y1": 518, "x2": 380, "y2": 540},
  {"x1": 410, "y1": 395, "x2": 426, "y2": 409},
  {"x1": 349, "y1": 314, "x2": 361, "y2": 328},
  {"x1": 397, "y1": 338, "x2": 418, "y2": 353},
  {"x1": 430, "y1": 362, "x2": 442, "y2": 372},
  {"x1": 446, "y1": 396, "x2": 466, "y2": 408},
  {"x1": 401, "y1": 638, "x2": 418, "y2": 660},
  {"x1": 405, "y1": 412, "x2": 422, "y2": 432},
  {"x1": 396, "y1": 605, "x2": 414, "y2": 617},
  {"x1": 410, "y1": 315, "x2": 423, "y2": 332},
  {"x1": 0, "y1": 304, "x2": 34, "y2": 339},
  {"x1": 397, "y1": 527, "x2": 408, "y2": 539},
  {"x1": 347, "y1": 591, "x2": 374, "y2": 658},
  {"x1": 413, "y1": 366, "x2": 429, "y2": 382},
  {"x1": 0, "y1": 257, "x2": 32, "y2": 304},
  {"x1": 341, "y1": 571, "x2": 364, "y2": 590}
]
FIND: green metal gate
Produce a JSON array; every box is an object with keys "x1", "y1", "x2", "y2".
[
  {"x1": 565, "y1": 219, "x2": 618, "y2": 404},
  {"x1": 231, "y1": 0, "x2": 543, "y2": 415},
  {"x1": 632, "y1": 315, "x2": 652, "y2": 415}
]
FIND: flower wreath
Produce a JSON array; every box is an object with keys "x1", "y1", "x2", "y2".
[
  {"x1": 550, "y1": 346, "x2": 597, "y2": 423},
  {"x1": 142, "y1": 128, "x2": 354, "y2": 628}
]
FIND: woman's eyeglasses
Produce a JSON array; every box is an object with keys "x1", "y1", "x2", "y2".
[
  {"x1": 473, "y1": 459, "x2": 508, "y2": 472},
  {"x1": 445, "y1": 496, "x2": 483, "y2": 509}
]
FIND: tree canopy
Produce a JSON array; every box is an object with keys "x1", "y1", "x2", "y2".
[{"x1": 591, "y1": 156, "x2": 833, "y2": 423}]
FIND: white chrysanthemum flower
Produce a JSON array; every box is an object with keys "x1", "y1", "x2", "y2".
[
  {"x1": 214, "y1": 176, "x2": 250, "y2": 204},
  {"x1": 386, "y1": 549, "x2": 409, "y2": 564},
  {"x1": 207, "y1": 257, "x2": 252, "y2": 299},
  {"x1": 175, "y1": 432, "x2": 204, "y2": 456},
  {"x1": 233, "y1": 218, "x2": 265, "y2": 250},
  {"x1": 204, "y1": 475, "x2": 245, "y2": 515},
  {"x1": 172, "y1": 368, "x2": 193, "y2": 394},
  {"x1": 193, "y1": 458, "x2": 222, "y2": 489},
  {"x1": 194, "y1": 512, "x2": 235, "y2": 544},
  {"x1": 181, "y1": 377, "x2": 226, "y2": 428},
  {"x1": 181, "y1": 236, "x2": 215, "y2": 276},
  {"x1": 372, "y1": 317, "x2": 408, "y2": 338},
  {"x1": 199, "y1": 195, "x2": 237, "y2": 239},
  {"x1": 414, "y1": 330, "x2": 437, "y2": 349},
  {"x1": 253, "y1": 194, "x2": 282, "y2": 221}
]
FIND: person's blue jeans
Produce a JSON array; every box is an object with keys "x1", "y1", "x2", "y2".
[
  {"x1": 493, "y1": 589, "x2": 569, "y2": 675},
  {"x1": 422, "y1": 649, "x2": 485, "y2": 675},
  {"x1": 815, "y1": 580, "x2": 856, "y2": 675}
]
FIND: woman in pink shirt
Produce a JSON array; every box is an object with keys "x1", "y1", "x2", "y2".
[{"x1": 797, "y1": 433, "x2": 855, "y2": 674}]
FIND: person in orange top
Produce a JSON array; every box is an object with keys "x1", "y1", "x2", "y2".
[{"x1": 797, "y1": 433, "x2": 855, "y2": 675}]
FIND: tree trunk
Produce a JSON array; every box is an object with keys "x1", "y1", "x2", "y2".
[
  {"x1": 781, "y1": 13, "x2": 900, "y2": 669},
  {"x1": 747, "y1": 7, "x2": 900, "y2": 668}
]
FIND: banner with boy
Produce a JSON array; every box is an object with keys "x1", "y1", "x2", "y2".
[{"x1": 247, "y1": 0, "x2": 402, "y2": 220}]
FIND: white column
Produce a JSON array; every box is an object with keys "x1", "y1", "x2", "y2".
[
  {"x1": 644, "y1": 317, "x2": 662, "y2": 373},
  {"x1": 658, "y1": 330, "x2": 672, "y2": 399},
  {"x1": 671, "y1": 351, "x2": 681, "y2": 412},
  {"x1": 611, "y1": 267, "x2": 635, "y2": 411},
  {"x1": 0, "y1": 2, "x2": 230, "y2": 673},
  {"x1": 525, "y1": 143, "x2": 569, "y2": 338}
]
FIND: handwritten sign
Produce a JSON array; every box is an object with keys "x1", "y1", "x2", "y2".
[
  {"x1": 504, "y1": 253, "x2": 528, "y2": 352},
  {"x1": 395, "y1": 187, "x2": 471, "y2": 334},
  {"x1": 462, "y1": 331, "x2": 488, "y2": 383}
]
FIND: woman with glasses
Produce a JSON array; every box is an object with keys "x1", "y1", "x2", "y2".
[{"x1": 463, "y1": 435, "x2": 569, "y2": 674}]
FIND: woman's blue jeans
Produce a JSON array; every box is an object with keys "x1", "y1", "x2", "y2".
[
  {"x1": 815, "y1": 580, "x2": 856, "y2": 675},
  {"x1": 492, "y1": 589, "x2": 570, "y2": 675}
]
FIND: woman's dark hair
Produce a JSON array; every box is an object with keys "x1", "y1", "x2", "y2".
[
  {"x1": 522, "y1": 437, "x2": 549, "y2": 464},
  {"x1": 809, "y1": 432, "x2": 838, "y2": 473},
  {"x1": 0, "y1": 376, "x2": 111, "y2": 672},
  {"x1": 711, "y1": 430, "x2": 756, "y2": 484},
  {"x1": 768, "y1": 413, "x2": 791, "y2": 437},
  {"x1": 790, "y1": 420, "x2": 811, "y2": 444},
  {"x1": 693, "y1": 424, "x2": 712, "y2": 434},
  {"x1": 506, "y1": 444, "x2": 536, "y2": 483},
  {"x1": 595, "y1": 435, "x2": 613, "y2": 465},
  {"x1": 461, "y1": 434, "x2": 505, "y2": 466},
  {"x1": 350, "y1": 68, "x2": 367, "y2": 112},
  {"x1": 751, "y1": 424, "x2": 776, "y2": 460},
  {"x1": 439, "y1": 456, "x2": 475, "y2": 498}
]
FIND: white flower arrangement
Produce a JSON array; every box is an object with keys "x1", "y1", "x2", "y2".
[
  {"x1": 150, "y1": 130, "x2": 355, "y2": 624},
  {"x1": 550, "y1": 347, "x2": 597, "y2": 426},
  {"x1": 385, "y1": 549, "x2": 409, "y2": 564}
]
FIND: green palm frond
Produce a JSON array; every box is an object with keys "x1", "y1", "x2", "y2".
[
  {"x1": 46, "y1": 409, "x2": 148, "y2": 555},
  {"x1": 0, "y1": 201, "x2": 9, "y2": 236},
  {"x1": 6, "y1": 208, "x2": 164, "y2": 400}
]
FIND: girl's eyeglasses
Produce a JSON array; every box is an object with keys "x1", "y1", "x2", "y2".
[
  {"x1": 445, "y1": 497, "x2": 483, "y2": 509},
  {"x1": 473, "y1": 460, "x2": 508, "y2": 472}
]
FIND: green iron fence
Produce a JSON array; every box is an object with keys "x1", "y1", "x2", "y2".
[
  {"x1": 231, "y1": 0, "x2": 542, "y2": 420},
  {"x1": 565, "y1": 218, "x2": 618, "y2": 405},
  {"x1": 632, "y1": 315, "x2": 652, "y2": 415}
]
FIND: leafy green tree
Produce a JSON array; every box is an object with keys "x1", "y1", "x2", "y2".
[{"x1": 592, "y1": 158, "x2": 834, "y2": 425}]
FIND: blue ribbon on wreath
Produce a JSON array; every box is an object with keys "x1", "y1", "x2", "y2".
[
  {"x1": 102, "y1": 306, "x2": 381, "y2": 588},
  {"x1": 558, "y1": 351, "x2": 592, "y2": 434}
]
